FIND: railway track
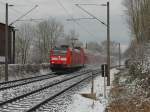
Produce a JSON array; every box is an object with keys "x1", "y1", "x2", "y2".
[
  {"x1": 0, "y1": 70, "x2": 91, "y2": 103},
  {"x1": 0, "y1": 68, "x2": 92, "y2": 91},
  {"x1": 0, "y1": 72, "x2": 56, "y2": 91},
  {"x1": 0, "y1": 69, "x2": 100, "y2": 112}
]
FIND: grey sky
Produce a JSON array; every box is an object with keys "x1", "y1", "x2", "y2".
[{"x1": 0, "y1": 0, "x2": 130, "y2": 52}]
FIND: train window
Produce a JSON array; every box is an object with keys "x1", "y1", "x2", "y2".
[{"x1": 53, "y1": 48, "x2": 67, "y2": 56}]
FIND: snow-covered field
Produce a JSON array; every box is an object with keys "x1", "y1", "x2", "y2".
[{"x1": 66, "y1": 69, "x2": 119, "y2": 112}]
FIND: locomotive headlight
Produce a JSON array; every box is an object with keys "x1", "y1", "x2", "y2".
[
  {"x1": 51, "y1": 57, "x2": 58, "y2": 60},
  {"x1": 61, "y1": 58, "x2": 67, "y2": 61}
]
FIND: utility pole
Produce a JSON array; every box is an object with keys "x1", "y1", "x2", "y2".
[
  {"x1": 104, "y1": 65, "x2": 106, "y2": 98},
  {"x1": 107, "y1": 2, "x2": 110, "y2": 86},
  {"x1": 12, "y1": 29, "x2": 16, "y2": 64},
  {"x1": 5, "y1": 3, "x2": 13, "y2": 81},
  {"x1": 74, "y1": 2, "x2": 111, "y2": 86},
  {"x1": 5, "y1": 3, "x2": 8, "y2": 81},
  {"x1": 118, "y1": 43, "x2": 121, "y2": 67}
]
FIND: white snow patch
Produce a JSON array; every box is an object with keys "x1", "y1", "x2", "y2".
[
  {"x1": 67, "y1": 94, "x2": 105, "y2": 112},
  {"x1": 40, "y1": 69, "x2": 51, "y2": 75},
  {"x1": 66, "y1": 68, "x2": 119, "y2": 112},
  {"x1": 0, "y1": 56, "x2": 5, "y2": 62},
  {"x1": 110, "y1": 69, "x2": 119, "y2": 85}
]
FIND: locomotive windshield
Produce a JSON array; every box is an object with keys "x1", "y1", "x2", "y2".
[{"x1": 53, "y1": 47, "x2": 67, "y2": 56}]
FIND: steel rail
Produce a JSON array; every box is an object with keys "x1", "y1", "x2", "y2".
[
  {"x1": 26, "y1": 74, "x2": 94, "y2": 112},
  {"x1": 0, "y1": 68, "x2": 92, "y2": 86},
  {"x1": 0, "y1": 70, "x2": 92, "y2": 106},
  {"x1": 0, "y1": 69, "x2": 92, "y2": 91},
  {"x1": 0, "y1": 74, "x2": 57, "y2": 91},
  {"x1": 0, "y1": 72, "x2": 55, "y2": 85},
  {"x1": 27, "y1": 71, "x2": 100, "y2": 112}
]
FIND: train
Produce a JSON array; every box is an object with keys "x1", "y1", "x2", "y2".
[
  {"x1": 49, "y1": 45, "x2": 106, "y2": 72},
  {"x1": 50, "y1": 45, "x2": 85, "y2": 71}
]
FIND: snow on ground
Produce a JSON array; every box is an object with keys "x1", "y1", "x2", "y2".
[
  {"x1": 39, "y1": 69, "x2": 51, "y2": 75},
  {"x1": 0, "y1": 56, "x2": 5, "y2": 63},
  {"x1": 66, "y1": 68, "x2": 119, "y2": 112}
]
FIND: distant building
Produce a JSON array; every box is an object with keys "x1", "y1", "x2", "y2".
[{"x1": 0, "y1": 23, "x2": 15, "y2": 64}]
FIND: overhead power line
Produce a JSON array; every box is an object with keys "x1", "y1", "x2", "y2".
[
  {"x1": 75, "y1": 4, "x2": 107, "y2": 6},
  {"x1": 16, "y1": 18, "x2": 44, "y2": 22},
  {"x1": 56, "y1": 0, "x2": 98, "y2": 39},
  {"x1": 56, "y1": 0, "x2": 71, "y2": 17},
  {"x1": 10, "y1": 4, "x2": 36, "y2": 7},
  {"x1": 75, "y1": 4, "x2": 107, "y2": 27},
  {"x1": 67, "y1": 17, "x2": 95, "y2": 21},
  {"x1": 9, "y1": 5, "x2": 38, "y2": 25}
]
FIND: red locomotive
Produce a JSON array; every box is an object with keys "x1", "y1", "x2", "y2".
[{"x1": 50, "y1": 45, "x2": 85, "y2": 71}]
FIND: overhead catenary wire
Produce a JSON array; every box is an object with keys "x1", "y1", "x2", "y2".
[
  {"x1": 2, "y1": 0, "x2": 35, "y2": 6},
  {"x1": 76, "y1": 4, "x2": 107, "y2": 27},
  {"x1": 9, "y1": 5, "x2": 38, "y2": 25},
  {"x1": 75, "y1": 4, "x2": 106, "y2": 6},
  {"x1": 0, "y1": 1, "x2": 22, "y2": 19},
  {"x1": 56, "y1": 0, "x2": 98, "y2": 39},
  {"x1": 15, "y1": 18, "x2": 44, "y2": 23},
  {"x1": 10, "y1": 7, "x2": 38, "y2": 21},
  {"x1": 16, "y1": 18, "x2": 43, "y2": 21},
  {"x1": 0, "y1": 1, "x2": 35, "y2": 7},
  {"x1": 9, "y1": 4, "x2": 37, "y2": 7},
  {"x1": 0, "y1": 1, "x2": 35, "y2": 17}
]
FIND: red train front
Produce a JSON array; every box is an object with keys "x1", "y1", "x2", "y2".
[{"x1": 50, "y1": 45, "x2": 85, "y2": 71}]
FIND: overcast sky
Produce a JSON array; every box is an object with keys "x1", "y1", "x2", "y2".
[{"x1": 0, "y1": 0, "x2": 130, "y2": 52}]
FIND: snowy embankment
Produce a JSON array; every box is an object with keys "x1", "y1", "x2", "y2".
[
  {"x1": 0, "y1": 63, "x2": 51, "y2": 82},
  {"x1": 65, "y1": 68, "x2": 119, "y2": 112},
  {"x1": 107, "y1": 67, "x2": 150, "y2": 112}
]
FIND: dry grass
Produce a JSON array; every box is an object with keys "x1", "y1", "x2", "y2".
[
  {"x1": 107, "y1": 86, "x2": 150, "y2": 112},
  {"x1": 107, "y1": 100, "x2": 150, "y2": 112}
]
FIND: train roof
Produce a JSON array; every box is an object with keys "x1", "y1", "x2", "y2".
[{"x1": 53, "y1": 45, "x2": 84, "y2": 51}]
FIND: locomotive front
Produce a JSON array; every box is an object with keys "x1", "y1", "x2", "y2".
[{"x1": 50, "y1": 47, "x2": 71, "y2": 71}]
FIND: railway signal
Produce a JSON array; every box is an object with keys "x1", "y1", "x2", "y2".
[
  {"x1": 101, "y1": 64, "x2": 108, "y2": 98},
  {"x1": 101, "y1": 64, "x2": 108, "y2": 77}
]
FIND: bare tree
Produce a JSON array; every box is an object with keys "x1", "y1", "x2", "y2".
[
  {"x1": 34, "y1": 19, "x2": 64, "y2": 63},
  {"x1": 15, "y1": 19, "x2": 81, "y2": 64},
  {"x1": 124, "y1": 0, "x2": 150, "y2": 43},
  {"x1": 15, "y1": 23, "x2": 34, "y2": 64},
  {"x1": 123, "y1": 0, "x2": 150, "y2": 60},
  {"x1": 63, "y1": 29, "x2": 80, "y2": 47},
  {"x1": 87, "y1": 42, "x2": 102, "y2": 53}
]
